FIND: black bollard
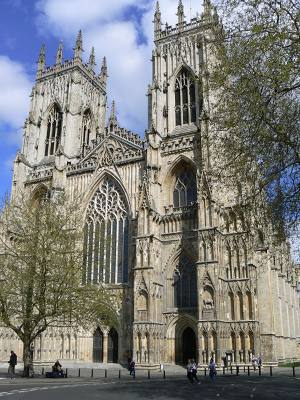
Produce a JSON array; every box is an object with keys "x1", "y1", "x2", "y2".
[
  {"x1": 247, "y1": 366, "x2": 250, "y2": 376},
  {"x1": 148, "y1": 370, "x2": 150, "y2": 379},
  {"x1": 292, "y1": 366, "x2": 296, "y2": 377},
  {"x1": 65, "y1": 368, "x2": 68, "y2": 378},
  {"x1": 244, "y1": 366, "x2": 246, "y2": 373},
  {"x1": 230, "y1": 365, "x2": 233, "y2": 374},
  {"x1": 270, "y1": 366, "x2": 272, "y2": 377},
  {"x1": 163, "y1": 370, "x2": 166, "y2": 379},
  {"x1": 119, "y1": 370, "x2": 121, "y2": 379},
  {"x1": 78, "y1": 368, "x2": 81, "y2": 377},
  {"x1": 223, "y1": 367, "x2": 225, "y2": 375},
  {"x1": 258, "y1": 366, "x2": 261, "y2": 376},
  {"x1": 42, "y1": 367, "x2": 44, "y2": 376},
  {"x1": 236, "y1": 366, "x2": 239, "y2": 376},
  {"x1": 204, "y1": 368, "x2": 207, "y2": 376},
  {"x1": 105, "y1": 369, "x2": 107, "y2": 378},
  {"x1": 91, "y1": 369, "x2": 94, "y2": 378}
]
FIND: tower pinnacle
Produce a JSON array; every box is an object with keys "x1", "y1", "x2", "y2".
[
  {"x1": 177, "y1": 0, "x2": 185, "y2": 31},
  {"x1": 37, "y1": 44, "x2": 46, "y2": 77},
  {"x1": 73, "y1": 30, "x2": 83, "y2": 61},
  {"x1": 153, "y1": 1, "x2": 161, "y2": 38},
  {"x1": 89, "y1": 47, "x2": 96, "y2": 71},
  {"x1": 99, "y1": 56, "x2": 108, "y2": 87},
  {"x1": 55, "y1": 41, "x2": 63, "y2": 66},
  {"x1": 108, "y1": 100, "x2": 119, "y2": 132}
]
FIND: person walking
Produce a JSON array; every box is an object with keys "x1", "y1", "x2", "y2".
[
  {"x1": 129, "y1": 359, "x2": 136, "y2": 379},
  {"x1": 209, "y1": 358, "x2": 217, "y2": 383},
  {"x1": 191, "y1": 359, "x2": 200, "y2": 384},
  {"x1": 8, "y1": 351, "x2": 17, "y2": 379},
  {"x1": 186, "y1": 359, "x2": 194, "y2": 383}
]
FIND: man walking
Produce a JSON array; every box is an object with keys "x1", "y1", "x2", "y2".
[{"x1": 8, "y1": 351, "x2": 17, "y2": 379}]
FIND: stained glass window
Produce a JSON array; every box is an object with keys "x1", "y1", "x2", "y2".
[
  {"x1": 173, "y1": 170, "x2": 197, "y2": 208},
  {"x1": 84, "y1": 179, "x2": 129, "y2": 284},
  {"x1": 175, "y1": 70, "x2": 196, "y2": 126},
  {"x1": 45, "y1": 105, "x2": 62, "y2": 156},
  {"x1": 173, "y1": 255, "x2": 197, "y2": 308}
]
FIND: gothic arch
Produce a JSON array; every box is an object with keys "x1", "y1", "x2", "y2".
[
  {"x1": 83, "y1": 173, "x2": 131, "y2": 284},
  {"x1": 162, "y1": 156, "x2": 197, "y2": 207},
  {"x1": 29, "y1": 184, "x2": 49, "y2": 207}
]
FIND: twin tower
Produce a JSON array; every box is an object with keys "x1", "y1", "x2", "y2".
[{"x1": 7, "y1": 1, "x2": 299, "y2": 366}]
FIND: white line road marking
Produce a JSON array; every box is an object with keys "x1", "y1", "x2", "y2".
[{"x1": 0, "y1": 381, "x2": 117, "y2": 397}]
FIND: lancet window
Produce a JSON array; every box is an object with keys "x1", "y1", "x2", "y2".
[
  {"x1": 173, "y1": 255, "x2": 197, "y2": 308},
  {"x1": 84, "y1": 178, "x2": 129, "y2": 284},
  {"x1": 82, "y1": 110, "x2": 92, "y2": 149},
  {"x1": 173, "y1": 170, "x2": 197, "y2": 208},
  {"x1": 45, "y1": 105, "x2": 62, "y2": 156},
  {"x1": 175, "y1": 69, "x2": 196, "y2": 126}
]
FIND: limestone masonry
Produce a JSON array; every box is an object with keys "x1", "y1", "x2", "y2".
[{"x1": 1, "y1": 1, "x2": 299, "y2": 366}]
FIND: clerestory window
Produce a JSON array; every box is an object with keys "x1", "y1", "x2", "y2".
[
  {"x1": 173, "y1": 170, "x2": 197, "y2": 208},
  {"x1": 84, "y1": 178, "x2": 129, "y2": 284},
  {"x1": 45, "y1": 105, "x2": 62, "y2": 156},
  {"x1": 175, "y1": 70, "x2": 196, "y2": 126}
]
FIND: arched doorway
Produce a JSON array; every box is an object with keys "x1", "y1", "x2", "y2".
[
  {"x1": 93, "y1": 327, "x2": 103, "y2": 362},
  {"x1": 182, "y1": 327, "x2": 196, "y2": 364},
  {"x1": 108, "y1": 328, "x2": 118, "y2": 363}
]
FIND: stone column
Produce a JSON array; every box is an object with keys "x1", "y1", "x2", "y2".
[
  {"x1": 216, "y1": 331, "x2": 221, "y2": 364},
  {"x1": 197, "y1": 324, "x2": 203, "y2": 364},
  {"x1": 103, "y1": 332, "x2": 108, "y2": 363}
]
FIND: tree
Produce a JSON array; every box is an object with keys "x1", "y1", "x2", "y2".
[
  {"x1": 210, "y1": 0, "x2": 300, "y2": 241},
  {"x1": 0, "y1": 191, "x2": 117, "y2": 376}
]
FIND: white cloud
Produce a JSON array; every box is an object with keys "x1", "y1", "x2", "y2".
[
  {"x1": 0, "y1": 56, "x2": 32, "y2": 143},
  {"x1": 35, "y1": 0, "x2": 204, "y2": 134}
]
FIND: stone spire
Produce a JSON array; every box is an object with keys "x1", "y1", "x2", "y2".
[
  {"x1": 37, "y1": 44, "x2": 46, "y2": 77},
  {"x1": 88, "y1": 47, "x2": 96, "y2": 71},
  {"x1": 73, "y1": 30, "x2": 83, "y2": 61},
  {"x1": 99, "y1": 56, "x2": 108, "y2": 86},
  {"x1": 177, "y1": 0, "x2": 185, "y2": 31},
  {"x1": 202, "y1": 0, "x2": 213, "y2": 21},
  {"x1": 153, "y1": 1, "x2": 161, "y2": 38},
  {"x1": 108, "y1": 100, "x2": 119, "y2": 132},
  {"x1": 55, "y1": 41, "x2": 63, "y2": 66}
]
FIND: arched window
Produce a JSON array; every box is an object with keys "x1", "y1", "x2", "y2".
[
  {"x1": 82, "y1": 110, "x2": 92, "y2": 148},
  {"x1": 84, "y1": 178, "x2": 129, "y2": 284},
  {"x1": 173, "y1": 254, "x2": 197, "y2": 308},
  {"x1": 45, "y1": 105, "x2": 62, "y2": 156},
  {"x1": 175, "y1": 69, "x2": 196, "y2": 126},
  {"x1": 173, "y1": 169, "x2": 197, "y2": 208}
]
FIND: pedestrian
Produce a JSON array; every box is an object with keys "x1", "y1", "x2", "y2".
[
  {"x1": 209, "y1": 358, "x2": 217, "y2": 383},
  {"x1": 129, "y1": 359, "x2": 135, "y2": 379},
  {"x1": 257, "y1": 355, "x2": 262, "y2": 367},
  {"x1": 186, "y1": 359, "x2": 194, "y2": 383},
  {"x1": 8, "y1": 351, "x2": 17, "y2": 379},
  {"x1": 191, "y1": 359, "x2": 200, "y2": 384},
  {"x1": 252, "y1": 356, "x2": 258, "y2": 371}
]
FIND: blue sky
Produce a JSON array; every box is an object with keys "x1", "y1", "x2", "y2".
[{"x1": 0, "y1": 0, "x2": 204, "y2": 198}]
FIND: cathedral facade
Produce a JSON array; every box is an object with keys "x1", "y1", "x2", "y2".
[{"x1": 1, "y1": 1, "x2": 299, "y2": 366}]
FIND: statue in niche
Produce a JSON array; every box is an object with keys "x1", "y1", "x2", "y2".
[{"x1": 203, "y1": 285, "x2": 214, "y2": 309}]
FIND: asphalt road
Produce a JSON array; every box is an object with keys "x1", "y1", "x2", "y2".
[{"x1": 0, "y1": 374, "x2": 299, "y2": 400}]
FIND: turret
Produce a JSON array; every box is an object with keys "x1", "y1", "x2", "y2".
[
  {"x1": 99, "y1": 56, "x2": 108, "y2": 87},
  {"x1": 37, "y1": 44, "x2": 46, "y2": 77},
  {"x1": 177, "y1": 0, "x2": 185, "y2": 32},
  {"x1": 88, "y1": 47, "x2": 96, "y2": 71},
  {"x1": 153, "y1": 1, "x2": 161, "y2": 39},
  {"x1": 55, "y1": 41, "x2": 63, "y2": 66},
  {"x1": 73, "y1": 30, "x2": 83, "y2": 61},
  {"x1": 108, "y1": 100, "x2": 119, "y2": 132}
]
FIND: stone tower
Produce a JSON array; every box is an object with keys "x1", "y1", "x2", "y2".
[{"x1": 1, "y1": 1, "x2": 299, "y2": 366}]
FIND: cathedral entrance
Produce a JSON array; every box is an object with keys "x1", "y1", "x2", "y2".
[
  {"x1": 182, "y1": 327, "x2": 196, "y2": 364},
  {"x1": 108, "y1": 328, "x2": 118, "y2": 363},
  {"x1": 93, "y1": 327, "x2": 103, "y2": 362}
]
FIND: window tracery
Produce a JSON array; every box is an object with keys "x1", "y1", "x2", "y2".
[
  {"x1": 173, "y1": 254, "x2": 197, "y2": 308},
  {"x1": 45, "y1": 105, "x2": 62, "y2": 156},
  {"x1": 173, "y1": 170, "x2": 197, "y2": 208},
  {"x1": 84, "y1": 178, "x2": 129, "y2": 284},
  {"x1": 82, "y1": 110, "x2": 92, "y2": 149},
  {"x1": 175, "y1": 69, "x2": 196, "y2": 126}
]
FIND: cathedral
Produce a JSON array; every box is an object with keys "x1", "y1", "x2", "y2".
[{"x1": 1, "y1": 1, "x2": 299, "y2": 366}]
